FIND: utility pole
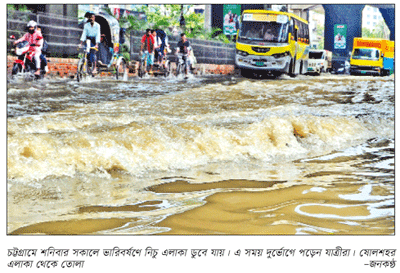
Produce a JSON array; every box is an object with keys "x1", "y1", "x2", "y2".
[{"x1": 179, "y1": 4, "x2": 186, "y2": 31}]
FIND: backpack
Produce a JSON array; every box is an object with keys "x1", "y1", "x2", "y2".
[{"x1": 42, "y1": 40, "x2": 49, "y2": 54}]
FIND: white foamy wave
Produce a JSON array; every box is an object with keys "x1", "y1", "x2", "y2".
[{"x1": 7, "y1": 113, "x2": 386, "y2": 182}]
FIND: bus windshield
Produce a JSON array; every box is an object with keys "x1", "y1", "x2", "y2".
[
  {"x1": 352, "y1": 48, "x2": 380, "y2": 60},
  {"x1": 238, "y1": 20, "x2": 289, "y2": 43}
]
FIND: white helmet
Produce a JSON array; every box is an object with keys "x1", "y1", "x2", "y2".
[{"x1": 27, "y1": 20, "x2": 37, "y2": 28}]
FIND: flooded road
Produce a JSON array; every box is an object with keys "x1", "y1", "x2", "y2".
[{"x1": 7, "y1": 73, "x2": 394, "y2": 235}]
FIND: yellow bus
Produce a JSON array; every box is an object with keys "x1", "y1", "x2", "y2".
[{"x1": 235, "y1": 10, "x2": 310, "y2": 77}]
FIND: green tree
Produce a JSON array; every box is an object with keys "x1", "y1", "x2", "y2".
[
  {"x1": 362, "y1": 21, "x2": 389, "y2": 39},
  {"x1": 115, "y1": 5, "x2": 230, "y2": 42},
  {"x1": 315, "y1": 23, "x2": 325, "y2": 49}
]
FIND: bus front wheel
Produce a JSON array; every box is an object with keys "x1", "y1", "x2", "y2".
[{"x1": 288, "y1": 59, "x2": 297, "y2": 78}]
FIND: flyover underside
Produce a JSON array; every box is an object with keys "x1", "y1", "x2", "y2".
[
  {"x1": 379, "y1": 7, "x2": 395, "y2": 41},
  {"x1": 323, "y1": 5, "x2": 394, "y2": 59}
]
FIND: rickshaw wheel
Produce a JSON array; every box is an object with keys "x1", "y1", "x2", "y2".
[{"x1": 116, "y1": 58, "x2": 127, "y2": 80}]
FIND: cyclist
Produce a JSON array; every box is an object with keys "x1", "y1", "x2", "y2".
[
  {"x1": 140, "y1": 29, "x2": 155, "y2": 74},
  {"x1": 13, "y1": 20, "x2": 44, "y2": 76},
  {"x1": 175, "y1": 33, "x2": 191, "y2": 76},
  {"x1": 79, "y1": 13, "x2": 100, "y2": 74}
]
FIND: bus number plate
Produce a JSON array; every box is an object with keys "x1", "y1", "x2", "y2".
[{"x1": 255, "y1": 61, "x2": 264, "y2": 66}]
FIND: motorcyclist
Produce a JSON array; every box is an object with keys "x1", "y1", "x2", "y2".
[
  {"x1": 175, "y1": 33, "x2": 191, "y2": 76},
  {"x1": 79, "y1": 13, "x2": 100, "y2": 74},
  {"x1": 13, "y1": 20, "x2": 44, "y2": 76}
]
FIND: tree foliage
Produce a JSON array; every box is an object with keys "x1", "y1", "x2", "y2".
[
  {"x1": 123, "y1": 5, "x2": 230, "y2": 43},
  {"x1": 362, "y1": 21, "x2": 390, "y2": 39}
]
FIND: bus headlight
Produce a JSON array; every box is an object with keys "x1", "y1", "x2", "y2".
[
  {"x1": 237, "y1": 50, "x2": 249, "y2": 56},
  {"x1": 272, "y1": 51, "x2": 290, "y2": 59}
]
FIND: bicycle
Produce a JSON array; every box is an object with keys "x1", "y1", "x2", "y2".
[{"x1": 76, "y1": 40, "x2": 99, "y2": 82}]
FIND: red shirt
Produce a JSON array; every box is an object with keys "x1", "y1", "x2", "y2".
[
  {"x1": 141, "y1": 34, "x2": 154, "y2": 53},
  {"x1": 16, "y1": 30, "x2": 43, "y2": 49}
]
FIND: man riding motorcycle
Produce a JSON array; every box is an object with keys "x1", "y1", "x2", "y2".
[
  {"x1": 175, "y1": 33, "x2": 191, "y2": 77},
  {"x1": 13, "y1": 20, "x2": 44, "y2": 76}
]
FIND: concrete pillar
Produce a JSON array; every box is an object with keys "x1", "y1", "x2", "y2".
[
  {"x1": 379, "y1": 7, "x2": 395, "y2": 41},
  {"x1": 64, "y1": 5, "x2": 78, "y2": 18},
  {"x1": 323, "y1": 4, "x2": 364, "y2": 57},
  {"x1": 290, "y1": 5, "x2": 310, "y2": 21},
  {"x1": 204, "y1": 4, "x2": 212, "y2": 31}
]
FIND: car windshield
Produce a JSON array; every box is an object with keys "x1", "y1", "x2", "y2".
[
  {"x1": 238, "y1": 20, "x2": 289, "y2": 43},
  {"x1": 309, "y1": 52, "x2": 324, "y2": 59},
  {"x1": 352, "y1": 48, "x2": 379, "y2": 60}
]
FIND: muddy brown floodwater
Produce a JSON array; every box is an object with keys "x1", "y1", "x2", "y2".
[{"x1": 7, "y1": 73, "x2": 394, "y2": 235}]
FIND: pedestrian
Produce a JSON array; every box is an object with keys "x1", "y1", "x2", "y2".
[{"x1": 140, "y1": 29, "x2": 155, "y2": 74}]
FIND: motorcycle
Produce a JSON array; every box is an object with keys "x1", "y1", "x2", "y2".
[{"x1": 9, "y1": 35, "x2": 46, "y2": 79}]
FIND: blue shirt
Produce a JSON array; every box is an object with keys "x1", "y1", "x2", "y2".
[{"x1": 80, "y1": 21, "x2": 101, "y2": 44}]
